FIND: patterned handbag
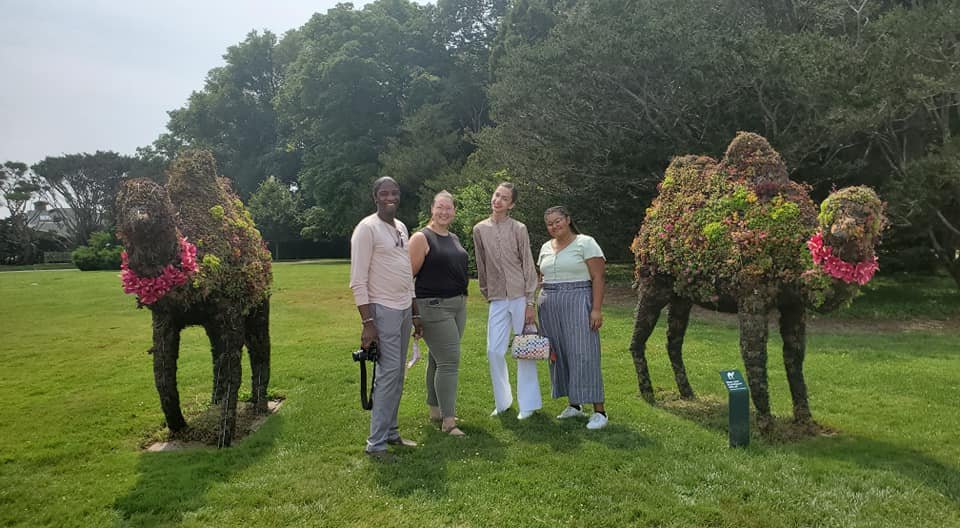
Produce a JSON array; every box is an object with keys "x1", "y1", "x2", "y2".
[{"x1": 511, "y1": 324, "x2": 550, "y2": 361}]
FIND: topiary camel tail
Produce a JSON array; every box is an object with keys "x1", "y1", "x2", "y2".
[
  {"x1": 116, "y1": 150, "x2": 273, "y2": 447},
  {"x1": 629, "y1": 132, "x2": 885, "y2": 433}
]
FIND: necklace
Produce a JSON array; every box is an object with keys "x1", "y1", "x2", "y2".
[
  {"x1": 807, "y1": 230, "x2": 878, "y2": 285},
  {"x1": 121, "y1": 236, "x2": 199, "y2": 305}
]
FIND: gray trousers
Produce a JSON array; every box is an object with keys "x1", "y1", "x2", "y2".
[
  {"x1": 366, "y1": 303, "x2": 411, "y2": 453},
  {"x1": 539, "y1": 281, "x2": 604, "y2": 404},
  {"x1": 415, "y1": 295, "x2": 466, "y2": 418}
]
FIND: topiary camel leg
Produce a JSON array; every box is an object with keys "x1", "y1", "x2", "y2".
[
  {"x1": 737, "y1": 298, "x2": 773, "y2": 433},
  {"x1": 205, "y1": 324, "x2": 224, "y2": 405},
  {"x1": 213, "y1": 325, "x2": 244, "y2": 448},
  {"x1": 630, "y1": 276, "x2": 672, "y2": 402},
  {"x1": 151, "y1": 313, "x2": 187, "y2": 432},
  {"x1": 779, "y1": 302, "x2": 812, "y2": 424},
  {"x1": 245, "y1": 300, "x2": 271, "y2": 413},
  {"x1": 666, "y1": 297, "x2": 695, "y2": 399}
]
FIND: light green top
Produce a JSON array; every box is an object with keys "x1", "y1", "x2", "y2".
[{"x1": 537, "y1": 234, "x2": 605, "y2": 282}]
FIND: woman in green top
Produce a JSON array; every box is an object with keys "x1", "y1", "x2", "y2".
[{"x1": 537, "y1": 206, "x2": 608, "y2": 430}]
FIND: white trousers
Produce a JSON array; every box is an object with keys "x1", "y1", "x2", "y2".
[{"x1": 487, "y1": 297, "x2": 543, "y2": 413}]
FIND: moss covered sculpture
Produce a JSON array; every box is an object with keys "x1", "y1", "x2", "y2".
[
  {"x1": 116, "y1": 150, "x2": 272, "y2": 447},
  {"x1": 630, "y1": 132, "x2": 885, "y2": 433}
]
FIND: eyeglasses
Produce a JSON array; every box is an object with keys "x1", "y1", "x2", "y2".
[{"x1": 394, "y1": 229, "x2": 405, "y2": 248}]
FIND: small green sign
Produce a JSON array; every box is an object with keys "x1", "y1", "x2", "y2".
[{"x1": 720, "y1": 369, "x2": 749, "y2": 447}]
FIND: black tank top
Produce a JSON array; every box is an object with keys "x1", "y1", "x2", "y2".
[{"x1": 415, "y1": 227, "x2": 469, "y2": 298}]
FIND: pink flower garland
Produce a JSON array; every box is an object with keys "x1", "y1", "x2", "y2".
[
  {"x1": 121, "y1": 237, "x2": 199, "y2": 305},
  {"x1": 806, "y1": 230, "x2": 878, "y2": 285}
]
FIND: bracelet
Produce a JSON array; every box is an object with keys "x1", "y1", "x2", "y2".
[
  {"x1": 526, "y1": 302, "x2": 535, "y2": 307},
  {"x1": 361, "y1": 318, "x2": 375, "y2": 325},
  {"x1": 411, "y1": 315, "x2": 422, "y2": 320}
]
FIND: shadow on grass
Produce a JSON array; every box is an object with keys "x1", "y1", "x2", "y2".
[
  {"x1": 654, "y1": 390, "x2": 960, "y2": 503},
  {"x1": 369, "y1": 425, "x2": 508, "y2": 498},
  {"x1": 798, "y1": 436, "x2": 960, "y2": 503},
  {"x1": 113, "y1": 414, "x2": 282, "y2": 525},
  {"x1": 370, "y1": 411, "x2": 656, "y2": 499},
  {"x1": 652, "y1": 389, "x2": 843, "y2": 444},
  {"x1": 498, "y1": 411, "x2": 657, "y2": 452}
]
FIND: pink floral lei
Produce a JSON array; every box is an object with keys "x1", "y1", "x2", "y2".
[
  {"x1": 807, "y1": 230, "x2": 878, "y2": 285},
  {"x1": 121, "y1": 237, "x2": 199, "y2": 304}
]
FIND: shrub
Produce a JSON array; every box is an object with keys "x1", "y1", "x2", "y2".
[{"x1": 72, "y1": 231, "x2": 123, "y2": 270}]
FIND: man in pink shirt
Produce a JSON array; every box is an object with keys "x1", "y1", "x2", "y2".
[{"x1": 349, "y1": 176, "x2": 423, "y2": 462}]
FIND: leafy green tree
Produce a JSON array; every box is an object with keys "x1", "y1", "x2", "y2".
[
  {"x1": 158, "y1": 30, "x2": 301, "y2": 197},
  {"x1": 482, "y1": 0, "x2": 766, "y2": 259},
  {"x1": 886, "y1": 137, "x2": 960, "y2": 285},
  {"x1": 811, "y1": 3, "x2": 960, "y2": 278},
  {"x1": 488, "y1": 0, "x2": 572, "y2": 75},
  {"x1": 1, "y1": 162, "x2": 40, "y2": 218},
  {"x1": 248, "y1": 176, "x2": 303, "y2": 260},
  {"x1": 0, "y1": 161, "x2": 43, "y2": 263},
  {"x1": 478, "y1": 0, "x2": 956, "y2": 267},
  {"x1": 31, "y1": 151, "x2": 140, "y2": 247},
  {"x1": 379, "y1": 0, "x2": 511, "y2": 218},
  {"x1": 277, "y1": 0, "x2": 447, "y2": 235}
]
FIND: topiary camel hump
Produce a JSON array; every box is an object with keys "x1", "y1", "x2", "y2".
[
  {"x1": 116, "y1": 150, "x2": 273, "y2": 447},
  {"x1": 629, "y1": 132, "x2": 885, "y2": 433}
]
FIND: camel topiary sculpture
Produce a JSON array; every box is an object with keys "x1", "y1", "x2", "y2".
[
  {"x1": 630, "y1": 132, "x2": 885, "y2": 433},
  {"x1": 116, "y1": 150, "x2": 272, "y2": 447}
]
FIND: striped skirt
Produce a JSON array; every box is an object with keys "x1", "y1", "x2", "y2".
[{"x1": 538, "y1": 280, "x2": 604, "y2": 403}]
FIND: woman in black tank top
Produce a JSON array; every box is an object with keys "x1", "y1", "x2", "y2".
[{"x1": 409, "y1": 191, "x2": 469, "y2": 436}]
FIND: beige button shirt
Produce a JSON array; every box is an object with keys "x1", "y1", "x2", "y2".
[
  {"x1": 349, "y1": 213, "x2": 415, "y2": 310},
  {"x1": 472, "y1": 216, "x2": 538, "y2": 302}
]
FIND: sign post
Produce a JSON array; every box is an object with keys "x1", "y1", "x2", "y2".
[{"x1": 719, "y1": 369, "x2": 749, "y2": 447}]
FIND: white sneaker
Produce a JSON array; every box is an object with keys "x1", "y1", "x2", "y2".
[
  {"x1": 586, "y1": 413, "x2": 608, "y2": 430},
  {"x1": 556, "y1": 406, "x2": 586, "y2": 419},
  {"x1": 517, "y1": 410, "x2": 536, "y2": 420},
  {"x1": 490, "y1": 407, "x2": 508, "y2": 417}
]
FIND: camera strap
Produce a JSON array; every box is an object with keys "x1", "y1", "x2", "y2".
[{"x1": 360, "y1": 359, "x2": 376, "y2": 411}]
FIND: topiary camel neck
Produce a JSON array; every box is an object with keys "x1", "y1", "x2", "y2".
[{"x1": 630, "y1": 132, "x2": 885, "y2": 433}]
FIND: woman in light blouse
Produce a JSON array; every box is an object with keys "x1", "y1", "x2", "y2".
[
  {"x1": 472, "y1": 182, "x2": 543, "y2": 420},
  {"x1": 537, "y1": 206, "x2": 608, "y2": 430}
]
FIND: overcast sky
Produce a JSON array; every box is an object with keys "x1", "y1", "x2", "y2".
[{"x1": 1, "y1": 0, "x2": 366, "y2": 165}]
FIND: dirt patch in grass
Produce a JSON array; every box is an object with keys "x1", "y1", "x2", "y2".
[
  {"x1": 605, "y1": 285, "x2": 960, "y2": 334},
  {"x1": 143, "y1": 399, "x2": 283, "y2": 451}
]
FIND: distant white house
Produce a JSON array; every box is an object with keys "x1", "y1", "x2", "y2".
[{"x1": 26, "y1": 202, "x2": 75, "y2": 240}]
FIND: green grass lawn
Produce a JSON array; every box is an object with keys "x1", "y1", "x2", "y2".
[{"x1": 0, "y1": 262, "x2": 958, "y2": 527}]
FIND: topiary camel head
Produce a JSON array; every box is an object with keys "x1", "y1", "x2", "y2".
[
  {"x1": 803, "y1": 185, "x2": 885, "y2": 311},
  {"x1": 116, "y1": 178, "x2": 182, "y2": 279}
]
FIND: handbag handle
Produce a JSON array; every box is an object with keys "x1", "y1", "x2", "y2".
[{"x1": 521, "y1": 323, "x2": 539, "y2": 335}]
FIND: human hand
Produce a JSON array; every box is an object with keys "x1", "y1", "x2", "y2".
[
  {"x1": 589, "y1": 308, "x2": 603, "y2": 331},
  {"x1": 412, "y1": 317, "x2": 424, "y2": 339},
  {"x1": 361, "y1": 323, "x2": 378, "y2": 350},
  {"x1": 524, "y1": 305, "x2": 536, "y2": 326}
]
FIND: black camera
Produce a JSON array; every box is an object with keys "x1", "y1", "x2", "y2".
[
  {"x1": 353, "y1": 342, "x2": 378, "y2": 410},
  {"x1": 353, "y1": 342, "x2": 379, "y2": 362}
]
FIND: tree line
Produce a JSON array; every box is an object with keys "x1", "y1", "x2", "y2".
[{"x1": 3, "y1": 0, "x2": 958, "y2": 286}]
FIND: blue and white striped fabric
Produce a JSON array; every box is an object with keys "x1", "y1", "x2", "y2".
[{"x1": 538, "y1": 280, "x2": 604, "y2": 403}]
